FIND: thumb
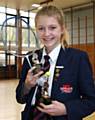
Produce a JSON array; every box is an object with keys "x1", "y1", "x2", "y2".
[{"x1": 52, "y1": 100, "x2": 58, "y2": 104}]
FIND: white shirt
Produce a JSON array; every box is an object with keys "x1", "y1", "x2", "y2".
[{"x1": 31, "y1": 44, "x2": 61, "y2": 105}]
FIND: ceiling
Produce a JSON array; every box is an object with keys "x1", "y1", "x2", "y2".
[{"x1": 0, "y1": 0, "x2": 94, "y2": 11}]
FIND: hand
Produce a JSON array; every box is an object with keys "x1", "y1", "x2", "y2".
[
  {"x1": 37, "y1": 100, "x2": 67, "y2": 116},
  {"x1": 25, "y1": 68, "x2": 44, "y2": 89}
]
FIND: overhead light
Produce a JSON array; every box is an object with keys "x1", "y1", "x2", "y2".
[{"x1": 32, "y1": 4, "x2": 40, "y2": 8}]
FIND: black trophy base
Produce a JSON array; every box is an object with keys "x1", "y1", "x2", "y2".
[{"x1": 39, "y1": 95, "x2": 51, "y2": 105}]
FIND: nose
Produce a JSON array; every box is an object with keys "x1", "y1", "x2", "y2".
[{"x1": 44, "y1": 28, "x2": 50, "y2": 36}]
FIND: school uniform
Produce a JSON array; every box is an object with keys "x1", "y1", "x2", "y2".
[{"x1": 16, "y1": 46, "x2": 95, "y2": 120}]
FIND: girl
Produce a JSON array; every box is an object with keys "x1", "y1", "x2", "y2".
[{"x1": 16, "y1": 5, "x2": 95, "y2": 120}]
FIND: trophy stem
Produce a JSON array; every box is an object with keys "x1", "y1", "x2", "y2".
[{"x1": 39, "y1": 72, "x2": 51, "y2": 105}]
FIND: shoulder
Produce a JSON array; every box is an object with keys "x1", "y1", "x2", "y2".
[
  {"x1": 65, "y1": 47, "x2": 91, "y2": 69},
  {"x1": 66, "y1": 47, "x2": 88, "y2": 57},
  {"x1": 63, "y1": 47, "x2": 89, "y2": 63}
]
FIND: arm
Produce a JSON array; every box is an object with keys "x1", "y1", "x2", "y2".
[
  {"x1": 16, "y1": 56, "x2": 44, "y2": 104},
  {"x1": 16, "y1": 57, "x2": 32, "y2": 104}
]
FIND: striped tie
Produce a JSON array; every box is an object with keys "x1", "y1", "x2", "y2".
[{"x1": 42, "y1": 55, "x2": 50, "y2": 74}]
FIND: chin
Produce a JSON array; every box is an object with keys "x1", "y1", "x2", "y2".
[
  {"x1": 45, "y1": 45, "x2": 55, "y2": 51},
  {"x1": 45, "y1": 44, "x2": 53, "y2": 48}
]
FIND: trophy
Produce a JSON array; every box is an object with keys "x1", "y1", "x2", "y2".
[
  {"x1": 31, "y1": 52, "x2": 51, "y2": 105},
  {"x1": 39, "y1": 71, "x2": 51, "y2": 105}
]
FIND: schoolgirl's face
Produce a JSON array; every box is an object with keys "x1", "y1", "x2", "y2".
[{"x1": 36, "y1": 15, "x2": 64, "y2": 53}]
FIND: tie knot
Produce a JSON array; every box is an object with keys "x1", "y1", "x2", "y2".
[
  {"x1": 44, "y1": 55, "x2": 50, "y2": 61},
  {"x1": 41, "y1": 55, "x2": 50, "y2": 74}
]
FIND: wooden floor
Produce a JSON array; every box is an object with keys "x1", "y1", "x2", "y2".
[
  {"x1": 0, "y1": 79, "x2": 24, "y2": 120},
  {"x1": 0, "y1": 79, "x2": 95, "y2": 120}
]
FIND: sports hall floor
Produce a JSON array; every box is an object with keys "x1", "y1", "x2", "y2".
[{"x1": 0, "y1": 79, "x2": 95, "y2": 120}]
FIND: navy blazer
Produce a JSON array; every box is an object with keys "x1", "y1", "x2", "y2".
[{"x1": 16, "y1": 47, "x2": 95, "y2": 120}]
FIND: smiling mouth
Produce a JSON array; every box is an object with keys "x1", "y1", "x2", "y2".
[{"x1": 43, "y1": 37, "x2": 54, "y2": 41}]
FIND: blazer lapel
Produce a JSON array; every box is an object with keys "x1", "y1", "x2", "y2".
[{"x1": 53, "y1": 47, "x2": 68, "y2": 81}]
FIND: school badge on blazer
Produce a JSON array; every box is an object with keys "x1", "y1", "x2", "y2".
[
  {"x1": 60, "y1": 84, "x2": 73, "y2": 93},
  {"x1": 54, "y1": 66, "x2": 64, "y2": 81}
]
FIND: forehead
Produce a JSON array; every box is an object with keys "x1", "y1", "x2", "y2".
[{"x1": 36, "y1": 15, "x2": 60, "y2": 26}]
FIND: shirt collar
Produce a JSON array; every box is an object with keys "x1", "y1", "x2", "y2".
[{"x1": 42, "y1": 44, "x2": 61, "y2": 63}]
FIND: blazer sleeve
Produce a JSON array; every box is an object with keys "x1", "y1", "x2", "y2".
[
  {"x1": 16, "y1": 57, "x2": 35, "y2": 104},
  {"x1": 65, "y1": 52, "x2": 95, "y2": 120}
]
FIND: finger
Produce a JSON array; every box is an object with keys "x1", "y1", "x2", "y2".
[
  {"x1": 39, "y1": 103, "x2": 53, "y2": 110},
  {"x1": 51, "y1": 100, "x2": 57, "y2": 104},
  {"x1": 34, "y1": 71, "x2": 44, "y2": 78},
  {"x1": 37, "y1": 106, "x2": 43, "y2": 110},
  {"x1": 37, "y1": 106, "x2": 45, "y2": 113},
  {"x1": 29, "y1": 67, "x2": 36, "y2": 73},
  {"x1": 39, "y1": 103, "x2": 46, "y2": 108},
  {"x1": 37, "y1": 105, "x2": 54, "y2": 116},
  {"x1": 29, "y1": 71, "x2": 44, "y2": 83},
  {"x1": 37, "y1": 106, "x2": 51, "y2": 114}
]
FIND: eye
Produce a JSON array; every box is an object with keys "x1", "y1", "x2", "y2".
[
  {"x1": 49, "y1": 26, "x2": 56, "y2": 30},
  {"x1": 38, "y1": 27, "x2": 44, "y2": 31}
]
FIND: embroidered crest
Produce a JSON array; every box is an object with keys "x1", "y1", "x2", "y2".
[{"x1": 60, "y1": 84, "x2": 73, "y2": 93}]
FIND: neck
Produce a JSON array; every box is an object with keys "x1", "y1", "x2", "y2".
[{"x1": 45, "y1": 43, "x2": 60, "y2": 54}]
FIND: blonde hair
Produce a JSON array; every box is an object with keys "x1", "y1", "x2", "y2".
[{"x1": 35, "y1": 5, "x2": 69, "y2": 48}]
